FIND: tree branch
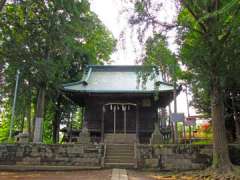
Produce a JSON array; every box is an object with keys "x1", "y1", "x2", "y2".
[
  {"x1": 220, "y1": 6, "x2": 240, "y2": 42},
  {"x1": 0, "y1": 0, "x2": 7, "y2": 11},
  {"x1": 180, "y1": 0, "x2": 207, "y2": 33}
]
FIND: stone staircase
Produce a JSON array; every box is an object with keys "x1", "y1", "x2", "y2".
[
  {"x1": 103, "y1": 134, "x2": 137, "y2": 168},
  {"x1": 104, "y1": 144, "x2": 136, "y2": 168},
  {"x1": 104, "y1": 133, "x2": 137, "y2": 144}
]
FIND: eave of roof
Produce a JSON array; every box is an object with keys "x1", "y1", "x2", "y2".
[
  {"x1": 62, "y1": 65, "x2": 175, "y2": 93},
  {"x1": 62, "y1": 89, "x2": 174, "y2": 94}
]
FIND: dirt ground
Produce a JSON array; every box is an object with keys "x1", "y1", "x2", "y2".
[
  {"x1": 0, "y1": 170, "x2": 159, "y2": 180},
  {"x1": 0, "y1": 170, "x2": 112, "y2": 180},
  {"x1": 0, "y1": 169, "x2": 239, "y2": 180},
  {"x1": 128, "y1": 170, "x2": 201, "y2": 180}
]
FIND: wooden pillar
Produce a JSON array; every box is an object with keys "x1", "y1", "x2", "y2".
[
  {"x1": 101, "y1": 106, "x2": 105, "y2": 142},
  {"x1": 82, "y1": 107, "x2": 87, "y2": 128},
  {"x1": 156, "y1": 107, "x2": 160, "y2": 127},
  {"x1": 69, "y1": 112, "x2": 73, "y2": 142},
  {"x1": 136, "y1": 105, "x2": 139, "y2": 142},
  {"x1": 113, "y1": 106, "x2": 116, "y2": 134},
  {"x1": 124, "y1": 107, "x2": 127, "y2": 134}
]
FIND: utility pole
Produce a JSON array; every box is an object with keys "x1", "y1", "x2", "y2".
[
  {"x1": 173, "y1": 57, "x2": 178, "y2": 144},
  {"x1": 185, "y1": 84, "x2": 192, "y2": 139},
  {"x1": 173, "y1": 82, "x2": 178, "y2": 143},
  {"x1": 9, "y1": 70, "x2": 20, "y2": 140}
]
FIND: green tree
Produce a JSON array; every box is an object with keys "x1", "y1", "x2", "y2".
[
  {"x1": 123, "y1": 0, "x2": 182, "y2": 142},
  {"x1": 178, "y1": 0, "x2": 240, "y2": 172},
  {"x1": 0, "y1": 0, "x2": 115, "y2": 143},
  {"x1": 124, "y1": 0, "x2": 240, "y2": 173},
  {"x1": 143, "y1": 34, "x2": 182, "y2": 82}
]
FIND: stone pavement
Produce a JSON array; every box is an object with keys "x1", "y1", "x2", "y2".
[{"x1": 111, "y1": 169, "x2": 128, "y2": 180}]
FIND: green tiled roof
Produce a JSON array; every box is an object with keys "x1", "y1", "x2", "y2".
[{"x1": 62, "y1": 65, "x2": 174, "y2": 93}]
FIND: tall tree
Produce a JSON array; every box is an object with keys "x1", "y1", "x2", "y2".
[
  {"x1": 178, "y1": 0, "x2": 240, "y2": 172},
  {"x1": 123, "y1": 0, "x2": 240, "y2": 173},
  {"x1": 0, "y1": 0, "x2": 115, "y2": 142}
]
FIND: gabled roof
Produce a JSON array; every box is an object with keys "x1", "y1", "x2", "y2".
[{"x1": 62, "y1": 65, "x2": 174, "y2": 93}]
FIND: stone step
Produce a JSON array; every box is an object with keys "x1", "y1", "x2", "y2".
[
  {"x1": 107, "y1": 148, "x2": 133, "y2": 152},
  {"x1": 105, "y1": 159, "x2": 135, "y2": 164},
  {"x1": 106, "y1": 154, "x2": 134, "y2": 158},
  {"x1": 104, "y1": 133, "x2": 136, "y2": 144},
  {"x1": 106, "y1": 153, "x2": 134, "y2": 157},
  {"x1": 106, "y1": 156, "x2": 134, "y2": 161},
  {"x1": 105, "y1": 158, "x2": 134, "y2": 162},
  {"x1": 107, "y1": 145, "x2": 133, "y2": 148},
  {"x1": 106, "y1": 152, "x2": 134, "y2": 156},
  {"x1": 105, "y1": 156, "x2": 134, "y2": 161},
  {"x1": 107, "y1": 149, "x2": 134, "y2": 153},
  {"x1": 107, "y1": 144, "x2": 134, "y2": 150},
  {"x1": 105, "y1": 162, "x2": 135, "y2": 169},
  {"x1": 107, "y1": 144, "x2": 134, "y2": 147},
  {"x1": 104, "y1": 143, "x2": 135, "y2": 168}
]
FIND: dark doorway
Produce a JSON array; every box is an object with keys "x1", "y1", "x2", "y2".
[{"x1": 103, "y1": 103, "x2": 137, "y2": 134}]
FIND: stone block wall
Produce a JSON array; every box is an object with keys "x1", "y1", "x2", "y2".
[
  {"x1": 0, "y1": 143, "x2": 239, "y2": 170},
  {"x1": 0, "y1": 144, "x2": 103, "y2": 167},
  {"x1": 136, "y1": 144, "x2": 240, "y2": 170}
]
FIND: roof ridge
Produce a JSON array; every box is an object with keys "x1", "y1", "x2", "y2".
[{"x1": 87, "y1": 65, "x2": 154, "y2": 67}]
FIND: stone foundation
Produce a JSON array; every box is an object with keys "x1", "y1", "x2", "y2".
[
  {"x1": 0, "y1": 143, "x2": 239, "y2": 171},
  {"x1": 136, "y1": 144, "x2": 240, "y2": 170},
  {"x1": 0, "y1": 144, "x2": 103, "y2": 167}
]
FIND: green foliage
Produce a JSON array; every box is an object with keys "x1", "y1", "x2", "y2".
[
  {"x1": 127, "y1": 1, "x2": 182, "y2": 84},
  {"x1": 134, "y1": 1, "x2": 145, "y2": 15},
  {"x1": 0, "y1": 105, "x2": 10, "y2": 142},
  {"x1": 0, "y1": 0, "x2": 115, "y2": 143},
  {"x1": 143, "y1": 34, "x2": 182, "y2": 81},
  {"x1": 178, "y1": 0, "x2": 240, "y2": 113},
  {"x1": 192, "y1": 140, "x2": 212, "y2": 145},
  {"x1": 71, "y1": 108, "x2": 83, "y2": 130},
  {"x1": 177, "y1": 0, "x2": 240, "y2": 168}
]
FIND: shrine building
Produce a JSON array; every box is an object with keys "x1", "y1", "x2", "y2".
[{"x1": 62, "y1": 65, "x2": 175, "y2": 144}]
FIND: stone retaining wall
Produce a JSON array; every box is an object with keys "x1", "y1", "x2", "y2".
[
  {"x1": 0, "y1": 143, "x2": 239, "y2": 171},
  {"x1": 0, "y1": 144, "x2": 103, "y2": 167},
  {"x1": 136, "y1": 144, "x2": 240, "y2": 170}
]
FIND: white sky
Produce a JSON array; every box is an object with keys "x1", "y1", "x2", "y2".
[{"x1": 90, "y1": 0, "x2": 196, "y2": 116}]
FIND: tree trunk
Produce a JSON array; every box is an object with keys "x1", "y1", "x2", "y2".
[
  {"x1": 0, "y1": 0, "x2": 7, "y2": 11},
  {"x1": 20, "y1": 113, "x2": 24, "y2": 133},
  {"x1": 211, "y1": 79, "x2": 232, "y2": 172},
  {"x1": 31, "y1": 98, "x2": 37, "y2": 141},
  {"x1": 26, "y1": 94, "x2": 32, "y2": 142},
  {"x1": 52, "y1": 96, "x2": 61, "y2": 144},
  {"x1": 33, "y1": 87, "x2": 45, "y2": 143},
  {"x1": 231, "y1": 91, "x2": 240, "y2": 143}
]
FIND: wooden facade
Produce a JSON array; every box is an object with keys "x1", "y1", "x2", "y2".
[{"x1": 63, "y1": 65, "x2": 175, "y2": 143}]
